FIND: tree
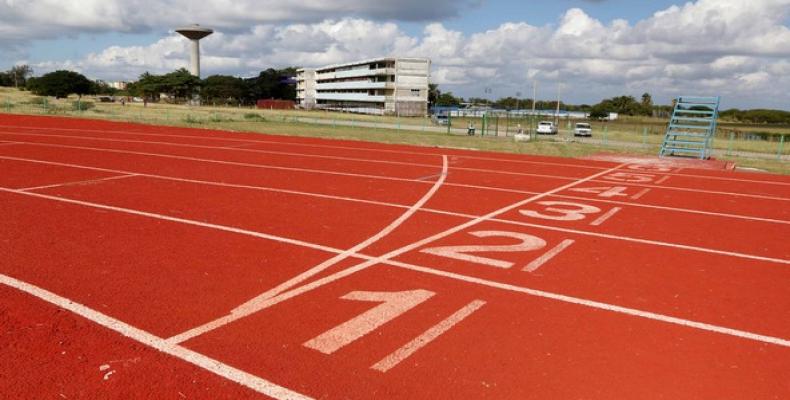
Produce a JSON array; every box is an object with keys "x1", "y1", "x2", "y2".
[
  {"x1": 201, "y1": 75, "x2": 246, "y2": 105},
  {"x1": 641, "y1": 92, "x2": 653, "y2": 116},
  {"x1": 161, "y1": 68, "x2": 201, "y2": 101},
  {"x1": 244, "y1": 68, "x2": 297, "y2": 103},
  {"x1": 10, "y1": 65, "x2": 33, "y2": 88},
  {"x1": 428, "y1": 84, "x2": 440, "y2": 107},
  {"x1": 29, "y1": 70, "x2": 92, "y2": 98},
  {"x1": 435, "y1": 91, "x2": 462, "y2": 106}
]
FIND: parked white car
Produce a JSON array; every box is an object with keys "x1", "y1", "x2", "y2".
[
  {"x1": 574, "y1": 122, "x2": 592, "y2": 137},
  {"x1": 536, "y1": 121, "x2": 558, "y2": 135}
]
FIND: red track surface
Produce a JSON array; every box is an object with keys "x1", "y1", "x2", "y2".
[{"x1": 1, "y1": 114, "x2": 788, "y2": 399}]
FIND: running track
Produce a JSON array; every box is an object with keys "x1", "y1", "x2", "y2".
[{"x1": 1, "y1": 114, "x2": 788, "y2": 399}]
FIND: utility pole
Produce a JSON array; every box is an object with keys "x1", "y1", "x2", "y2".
[{"x1": 555, "y1": 82, "x2": 561, "y2": 125}]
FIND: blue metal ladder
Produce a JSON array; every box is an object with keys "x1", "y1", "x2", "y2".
[{"x1": 659, "y1": 96, "x2": 720, "y2": 159}]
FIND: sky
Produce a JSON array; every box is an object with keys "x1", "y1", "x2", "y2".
[{"x1": 1, "y1": 0, "x2": 789, "y2": 110}]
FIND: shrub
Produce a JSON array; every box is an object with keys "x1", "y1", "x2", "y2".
[
  {"x1": 183, "y1": 114, "x2": 203, "y2": 124},
  {"x1": 244, "y1": 113, "x2": 265, "y2": 120},
  {"x1": 71, "y1": 100, "x2": 94, "y2": 111}
]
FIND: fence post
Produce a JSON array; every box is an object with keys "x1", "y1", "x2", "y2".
[
  {"x1": 778, "y1": 135, "x2": 785, "y2": 160},
  {"x1": 642, "y1": 127, "x2": 647, "y2": 147},
  {"x1": 727, "y1": 131, "x2": 735, "y2": 156},
  {"x1": 603, "y1": 125, "x2": 608, "y2": 146}
]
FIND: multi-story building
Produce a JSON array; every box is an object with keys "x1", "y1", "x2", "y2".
[{"x1": 296, "y1": 57, "x2": 430, "y2": 116}]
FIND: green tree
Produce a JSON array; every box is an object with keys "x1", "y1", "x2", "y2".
[
  {"x1": 29, "y1": 70, "x2": 92, "y2": 98},
  {"x1": 428, "y1": 83, "x2": 440, "y2": 107},
  {"x1": 161, "y1": 68, "x2": 201, "y2": 101},
  {"x1": 641, "y1": 92, "x2": 653, "y2": 116},
  {"x1": 244, "y1": 68, "x2": 297, "y2": 103},
  {"x1": 435, "y1": 91, "x2": 462, "y2": 106},
  {"x1": 201, "y1": 75, "x2": 246, "y2": 105},
  {"x1": 10, "y1": 65, "x2": 33, "y2": 88}
]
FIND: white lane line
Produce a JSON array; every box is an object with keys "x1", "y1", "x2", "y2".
[
  {"x1": 0, "y1": 273, "x2": 312, "y2": 400},
  {"x1": 370, "y1": 300, "x2": 486, "y2": 372},
  {"x1": 232, "y1": 158, "x2": 447, "y2": 315},
  {"x1": 0, "y1": 125, "x2": 610, "y2": 172},
  {"x1": 0, "y1": 155, "x2": 406, "y2": 210},
  {"x1": 654, "y1": 175, "x2": 671, "y2": 185},
  {"x1": 631, "y1": 188, "x2": 651, "y2": 200},
  {"x1": 0, "y1": 141, "x2": 21, "y2": 146},
  {"x1": 589, "y1": 207, "x2": 622, "y2": 226},
  {"x1": 3, "y1": 184, "x2": 788, "y2": 349},
  {"x1": 1, "y1": 156, "x2": 787, "y2": 267},
  {"x1": 19, "y1": 174, "x2": 138, "y2": 192},
  {"x1": 5, "y1": 138, "x2": 788, "y2": 203},
  {"x1": 8, "y1": 124, "x2": 790, "y2": 187},
  {"x1": 0, "y1": 186, "x2": 346, "y2": 256},
  {"x1": 522, "y1": 239, "x2": 575, "y2": 272},
  {"x1": 9, "y1": 130, "x2": 774, "y2": 196},
  {"x1": 0, "y1": 130, "x2": 439, "y2": 171},
  {"x1": 1, "y1": 157, "x2": 786, "y2": 268},
  {"x1": 5, "y1": 140, "x2": 433, "y2": 185},
  {"x1": 384, "y1": 260, "x2": 790, "y2": 348},
  {"x1": 170, "y1": 158, "x2": 448, "y2": 344},
  {"x1": 589, "y1": 179, "x2": 789, "y2": 202},
  {"x1": 2, "y1": 155, "x2": 787, "y2": 226},
  {"x1": 485, "y1": 217, "x2": 790, "y2": 265},
  {"x1": 4, "y1": 127, "x2": 788, "y2": 187},
  {"x1": 165, "y1": 164, "x2": 629, "y2": 343}
]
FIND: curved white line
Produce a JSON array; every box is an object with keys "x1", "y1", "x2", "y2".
[{"x1": 168, "y1": 155, "x2": 449, "y2": 344}]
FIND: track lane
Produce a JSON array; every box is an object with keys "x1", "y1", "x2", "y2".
[
  {"x1": 0, "y1": 286, "x2": 273, "y2": 399},
  {"x1": 181, "y1": 265, "x2": 790, "y2": 399}
]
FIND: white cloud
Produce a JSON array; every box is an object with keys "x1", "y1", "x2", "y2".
[{"x1": 11, "y1": 0, "x2": 790, "y2": 108}]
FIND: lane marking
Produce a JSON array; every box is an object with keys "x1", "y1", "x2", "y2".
[
  {"x1": 2, "y1": 155, "x2": 788, "y2": 226},
  {"x1": 19, "y1": 174, "x2": 138, "y2": 192},
  {"x1": 1, "y1": 161, "x2": 786, "y2": 269},
  {"x1": 166, "y1": 164, "x2": 630, "y2": 342},
  {"x1": 0, "y1": 141, "x2": 433, "y2": 184},
  {"x1": 0, "y1": 159, "x2": 786, "y2": 267},
  {"x1": 231, "y1": 157, "x2": 447, "y2": 316},
  {"x1": 0, "y1": 186, "x2": 346, "y2": 256},
  {"x1": 0, "y1": 273, "x2": 312, "y2": 400},
  {"x1": 3, "y1": 128, "x2": 788, "y2": 188},
  {"x1": 370, "y1": 300, "x2": 486, "y2": 372},
  {"x1": 0, "y1": 130, "x2": 440, "y2": 171},
  {"x1": 654, "y1": 175, "x2": 671, "y2": 185},
  {"x1": 6, "y1": 124, "x2": 790, "y2": 187},
  {"x1": 2, "y1": 186, "x2": 788, "y2": 351},
  {"x1": 0, "y1": 125, "x2": 612, "y2": 172},
  {"x1": 630, "y1": 188, "x2": 651, "y2": 200},
  {"x1": 303, "y1": 290, "x2": 436, "y2": 355},
  {"x1": 4, "y1": 139, "x2": 788, "y2": 203},
  {"x1": 384, "y1": 260, "x2": 790, "y2": 348},
  {"x1": 171, "y1": 157, "x2": 447, "y2": 344},
  {"x1": 486, "y1": 217, "x2": 790, "y2": 265},
  {"x1": 0, "y1": 141, "x2": 21, "y2": 146},
  {"x1": 522, "y1": 239, "x2": 575, "y2": 272},
  {"x1": 589, "y1": 207, "x2": 622, "y2": 226}
]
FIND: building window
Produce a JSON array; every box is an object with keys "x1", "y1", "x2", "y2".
[{"x1": 411, "y1": 89, "x2": 421, "y2": 96}]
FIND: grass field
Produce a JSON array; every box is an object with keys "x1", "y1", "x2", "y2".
[{"x1": 1, "y1": 87, "x2": 787, "y2": 174}]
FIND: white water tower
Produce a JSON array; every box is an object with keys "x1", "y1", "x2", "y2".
[{"x1": 175, "y1": 24, "x2": 213, "y2": 77}]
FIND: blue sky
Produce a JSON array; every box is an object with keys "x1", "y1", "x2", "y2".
[{"x1": 1, "y1": 0, "x2": 789, "y2": 109}]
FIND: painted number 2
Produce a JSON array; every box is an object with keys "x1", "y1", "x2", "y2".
[{"x1": 420, "y1": 231, "x2": 546, "y2": 269}]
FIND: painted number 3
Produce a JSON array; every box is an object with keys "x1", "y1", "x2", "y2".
[{"x1": 519, "y1": 201, "x2": 601, "y2": 221}]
